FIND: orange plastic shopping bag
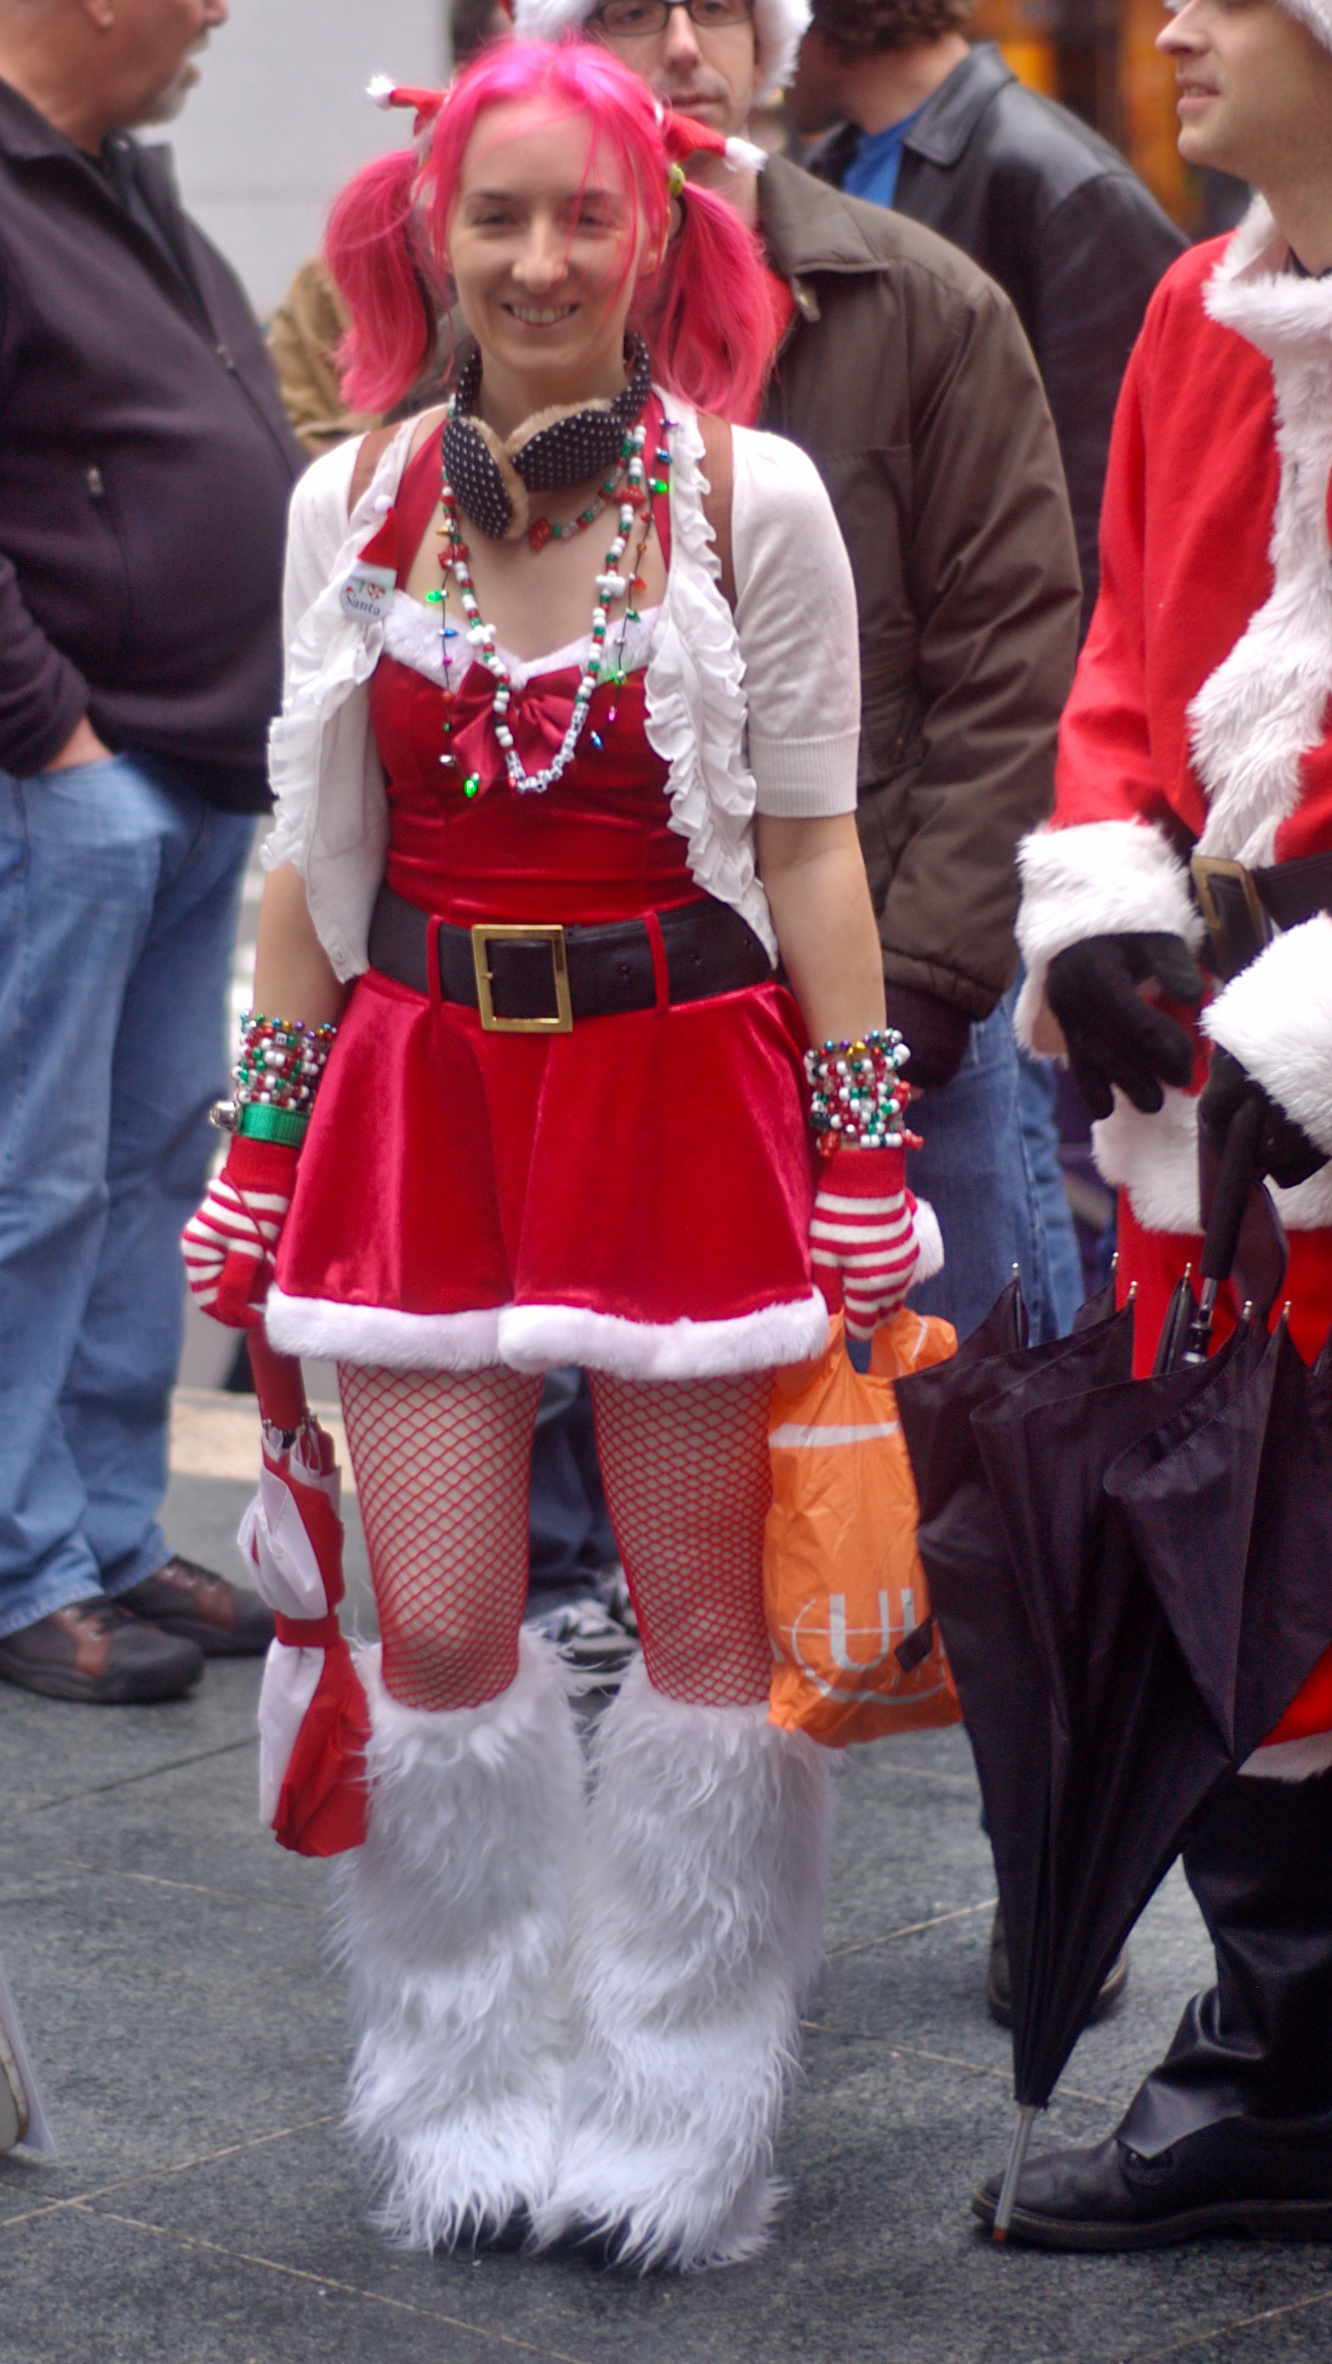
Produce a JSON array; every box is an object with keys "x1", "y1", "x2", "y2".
[{"x1": 765, "y1": 1308, "x2": 962, "y2": 1745}]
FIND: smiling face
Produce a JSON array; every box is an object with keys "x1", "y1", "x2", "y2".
[
  {"x1": 1157, "y1": 0, "x2": 1332, "y2": 189},
  {"x1": 446, "y1": 99, "x2": 653, "y2": 422}
]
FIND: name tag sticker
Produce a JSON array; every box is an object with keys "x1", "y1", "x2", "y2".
[{"x1": 340, "y1": 563, "x2": 396, "y2": 623}]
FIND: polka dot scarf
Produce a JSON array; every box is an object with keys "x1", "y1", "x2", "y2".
[{"x1": 442, "y1": 332, "x2": 653, "y2": 540}]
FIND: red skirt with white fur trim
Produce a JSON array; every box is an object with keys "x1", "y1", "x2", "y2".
[{"x1": 265, "y1": 964, "x2": 828, "y2": 1380}]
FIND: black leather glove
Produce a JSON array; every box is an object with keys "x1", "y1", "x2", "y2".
[
  {"x1": 1045, "y1": 932, "x2": 1205, "y2": 1122},
  {"x1": 1199, "y1": 1045, "x2": 1328, "y2": 1190},
  {"x1": 881, "y1": 981, "x2": 971, "y2": 1090}
]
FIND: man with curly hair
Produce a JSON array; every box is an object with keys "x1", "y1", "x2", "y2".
[{"x1": 793, "y1": 0, "x2": 1184, "y2": 635}]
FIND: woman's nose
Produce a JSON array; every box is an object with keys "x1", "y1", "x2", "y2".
[{"x1": 513, "y1": 223, "x2": 569, "y2": 291}]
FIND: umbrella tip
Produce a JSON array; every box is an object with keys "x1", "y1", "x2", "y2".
[
  {"x1": 1241, "y1": 1298, "x2": 1254, "y2": 1324},
  {"x1": 1127, "y1": 1280, "x2": 1138, "y2": 1301}
]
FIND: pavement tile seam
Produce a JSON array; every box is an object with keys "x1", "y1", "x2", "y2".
[
  {"x1": 862, "y1": 1759, "x2": 981, "y2": 1793},
  {"x1": 9, "y1": 1734, "x2": 255, "y2": 1823},
  {"x1": 798, "y1": 2028, "x2": 1113, "y2": 2112},
  {"x1": 0, "y1": 2111, "x2": 342, "y2": 2233},
  {"x1": 67, "y1": 2202, "x2": 593, "y2": 2364},
  {"x1": 0, "y1": 1845, "x2": 318, "y2": 1919},
  {"x1": 825, "y1": 1893, "x2": 997, "y2": 1961},
  {"x1": 1117, "y1": 2281, "x2": 1332, "y2": 2362}
]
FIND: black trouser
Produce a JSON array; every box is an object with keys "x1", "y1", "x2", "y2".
[{"x1": 1120, "y1": 1768, "x2": 1332, "y2": 2156}]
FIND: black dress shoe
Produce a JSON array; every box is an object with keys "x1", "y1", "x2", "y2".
[
  {"x1": 118, "y1": 1555, "x2": 274, "y2": 1657},
  {"x1": 986, "y1": 1902, "x2": 1128, "y2": 2030},
  {"x1": 973, "y1": 2118, "x2": 1332, "y2": 2250},
  {"x1": 0, "y1": 1600, "x2": 204, "y2": 1704}
]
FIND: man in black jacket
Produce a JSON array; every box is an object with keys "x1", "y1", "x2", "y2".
[
  {"x1": 793, "y1": 2, "x2": 1185, "y2": 634},
  {"x1": 0, "y1": 0, "x2": 303, "y2": 1703}
]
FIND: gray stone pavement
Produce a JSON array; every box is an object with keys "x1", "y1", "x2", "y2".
[{"x1": 3, "y1": 1468, "x2": 1331, "y2": 2364}]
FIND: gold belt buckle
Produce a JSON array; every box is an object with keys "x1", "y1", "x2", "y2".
[
  {"x1": 1190, "y1": 855, "x2": 1271, "y2": 972},
  {"x1": 471, "y1": 922, "x2": 573, "y2": 1033}
]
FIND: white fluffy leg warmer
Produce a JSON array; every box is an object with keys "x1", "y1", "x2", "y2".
[
  {"x1": 532, "y1": 1657, "x2": 835, "y2": 2271},
  {"x1": 334, "y1": 1633, "x2": 584, "y2": 2249}
]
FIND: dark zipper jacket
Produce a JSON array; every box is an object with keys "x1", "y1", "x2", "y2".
[
  {"x1": 0, "y1": 78, "x2": 303, "y2": 797},
  {"x1": 758, "y1": 155, "x2": 1081, "y2": 1019},
  {"x1": 808, "y1": 45, "x2": 1186, "y2": 636}
]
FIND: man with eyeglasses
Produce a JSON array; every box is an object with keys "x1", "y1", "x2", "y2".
[{"x1": 516, "y1": 0, "x2": 1083, "y2": 1351}]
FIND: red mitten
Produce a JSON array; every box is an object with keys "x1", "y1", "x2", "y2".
[
  {"x1": 810, "y1": 1144, "x2": 920, "y2": 1338},
  {"x1": 181, "y1": 1135, "x2": 298, "y2": 1329}
]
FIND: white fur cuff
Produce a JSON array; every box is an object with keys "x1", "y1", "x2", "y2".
[
  {"x1": 1014, "y1": 821, "x2": 1201, "y2": 1054},
  {"x1": 1203, "y1": 913, "x2": 1332, "y2": 1160}
]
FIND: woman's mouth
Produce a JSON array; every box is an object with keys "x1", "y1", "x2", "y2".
[{"x1": 504, "y1": 302, "x2": 578, "y2": 325}]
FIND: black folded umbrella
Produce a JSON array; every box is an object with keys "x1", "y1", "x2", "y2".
[
  {"x1": 895, "y1": 1079, "x2": 1332, "y2": 2238},
  {"x1": 896, "y1": 1293, "x2": 1255, "y2": 2223}
]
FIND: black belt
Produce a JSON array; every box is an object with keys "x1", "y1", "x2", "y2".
[
  {"x1": 367, "y1": 883, "x2": 773, "y2": 1031},
  {"x1": 1192, "y1": 849, "x2": 1332, "y2": 980}
]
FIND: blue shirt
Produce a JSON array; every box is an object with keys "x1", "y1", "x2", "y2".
[{"x1": 840, "y1": 104, "x2": 928, "y2": 211}]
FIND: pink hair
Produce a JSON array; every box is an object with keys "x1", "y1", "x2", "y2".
[{"x1": 325, "y1": 42, "x2": 773, "y2": 423}]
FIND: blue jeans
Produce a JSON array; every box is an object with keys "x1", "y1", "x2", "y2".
[
  {"x1": 1015, "y1": 1041, "x2": 1085, "y2": 1339},
  {"x1": 905, "y1": 990, "x2": 1065, "y2": 1346},
  {"x1": 0, "y1": 752, "x2": 253, "y2": 1638}
]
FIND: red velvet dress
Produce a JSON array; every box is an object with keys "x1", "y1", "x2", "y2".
[{"x1": 273, "y1": 416, "x2": 823, "y2": 1376}]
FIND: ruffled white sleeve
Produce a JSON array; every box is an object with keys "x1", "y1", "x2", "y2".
[{"x1": 731, "y1": 428, "x2": 861, "y2": 818}]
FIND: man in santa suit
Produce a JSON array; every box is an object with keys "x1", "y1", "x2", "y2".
[{"x1": 978, "y1": 0, "x2": 1332, "y2": 2248}]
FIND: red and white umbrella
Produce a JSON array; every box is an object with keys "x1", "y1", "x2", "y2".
[{"x1": 239, "y1": 1333, "x2": 369, "y2": 1857}]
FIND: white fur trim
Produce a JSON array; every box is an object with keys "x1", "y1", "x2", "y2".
[
  {"x1": 334, "y1": 1634, "x2": 585, "y2": 2249},
  {"x1": 1092, "y1": 1087, "x2": 1204, "y2": 1235},
  {"x1": 498, "y1": 1291, "x2": 828, "y2": 1379},
  {"x1": 1184, "y1": 203, "x2": 1332, "y2": 867},
  {"x1": 367, "y1": 74, "x2": 395, "y2": 105},
  {"x1": 264, "y1": 1288, "x2": 503, "y2": 1372},
  {"x1": 1090, "y1": 1073, "x2": 1332, "y2": 1234},
  {"x1": 909, "y1": 1197, "x2": 944, "y2": 1286},
  {"x1": 513, "y1": 0, "x2": 810, "y2": 89},
  {"x1": 1013, "y1": 822, "x2": 1201, "y2": 1054},
  {"x1": 1239, "y1": 1730, "x2": 1332, "y2": 1780},
  {"x1": 529, "y1": 1658, "x2": 834, "y2": 2271},
  {"x1": 1204, "y1": 915, "x2": 1332, "y2": 1160}
]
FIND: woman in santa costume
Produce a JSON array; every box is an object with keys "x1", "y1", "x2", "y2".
[
  {"x1": 985, "y1": 0, "x2": 1332, "y2": 2250},
  {"x1": 183, "y1": 40, "x2": 934, "y2": 2267}
]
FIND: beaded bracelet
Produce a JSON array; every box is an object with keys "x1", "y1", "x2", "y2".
[
  {"x1": 805, "y1": 1028, "x2": 912, "y2": 1155},
  {"x1": 210, "y1": 1011, "x2": 338, "y2": 1148}
]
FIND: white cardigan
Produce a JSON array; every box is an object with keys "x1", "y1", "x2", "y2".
[{"x1": 264, "y1": 398, "x2": 861, "y2": 974}]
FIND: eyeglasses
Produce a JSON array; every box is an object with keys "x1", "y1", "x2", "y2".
[{"x1": 592, "y1": 0, "x2": 755, "y2": 36}]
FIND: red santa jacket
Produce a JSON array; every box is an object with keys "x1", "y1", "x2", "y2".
[{"x1": 1014, "y1": 201, "x2": 1332, "y2": 1239}]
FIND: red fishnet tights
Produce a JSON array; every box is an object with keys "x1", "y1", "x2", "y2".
[
  {"x1": 588, "y1": 1369, "x2": 773, "y2": 1707},
  {"x1": 336, "y1": 1363, "x2": 774, "y2": 1713},
  {"x1": 337, "y1": 1363, "x2": 541, "y2": 1712}
]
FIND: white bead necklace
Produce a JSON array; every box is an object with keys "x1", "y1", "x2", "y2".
[{"x1": 438, "y1": 419, "x2": 660, "y2": 796}]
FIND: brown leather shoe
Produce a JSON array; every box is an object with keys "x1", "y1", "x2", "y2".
[
  {"x1": 0, "y1": 1599, "x2": 204, "y2": 1703},
  {"x1": 118, "y1": 1555, "x2": 274, "y2": 1657},
  {"x1": 987, "y1": 1900, "x2": 1128, "y2": 2030}
]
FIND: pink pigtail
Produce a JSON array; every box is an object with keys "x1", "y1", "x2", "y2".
[
  {"x1": 325, "y1": 147, "x2": 438, "y2": 414},
  {"x1": 640, "y1": 179, "x2": 773, "y2": 426}
]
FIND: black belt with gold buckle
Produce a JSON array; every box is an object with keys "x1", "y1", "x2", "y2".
[
  {"x1": 367, "y1": 883, "x2": 774, "y2": 1032},
  {"x1": 1191, "y1": 848, "x2": 1332, "y2": 980}
]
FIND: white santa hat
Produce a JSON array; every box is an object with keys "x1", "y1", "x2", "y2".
[{"x1": 512, "y1": 0, "x2": 810, "y2": 93}]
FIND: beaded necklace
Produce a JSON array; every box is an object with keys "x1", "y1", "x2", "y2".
[
  {"x1": 431, "y1": 413, "x2": 669, "y2": 798},
  {"x1": 527, "y1": 457, "x2": 627, "y2": 553}
]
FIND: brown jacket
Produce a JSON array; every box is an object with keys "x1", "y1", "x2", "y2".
[{"x1": 758, "y1": 156, "x2": 1081, "y2": 1020}]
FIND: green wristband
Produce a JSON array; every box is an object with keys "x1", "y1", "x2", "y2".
[{"x1": 236, "y1": 1102, "x2": 310, "y2": 1147}]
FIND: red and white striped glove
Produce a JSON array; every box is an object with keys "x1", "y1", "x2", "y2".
[
  {"x1": 181, "y1": 1136, "x2": 298, "y2": 1330},
  {"x1": 809, "y1": 1144, "x2": 921, "y2": 1339}
]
